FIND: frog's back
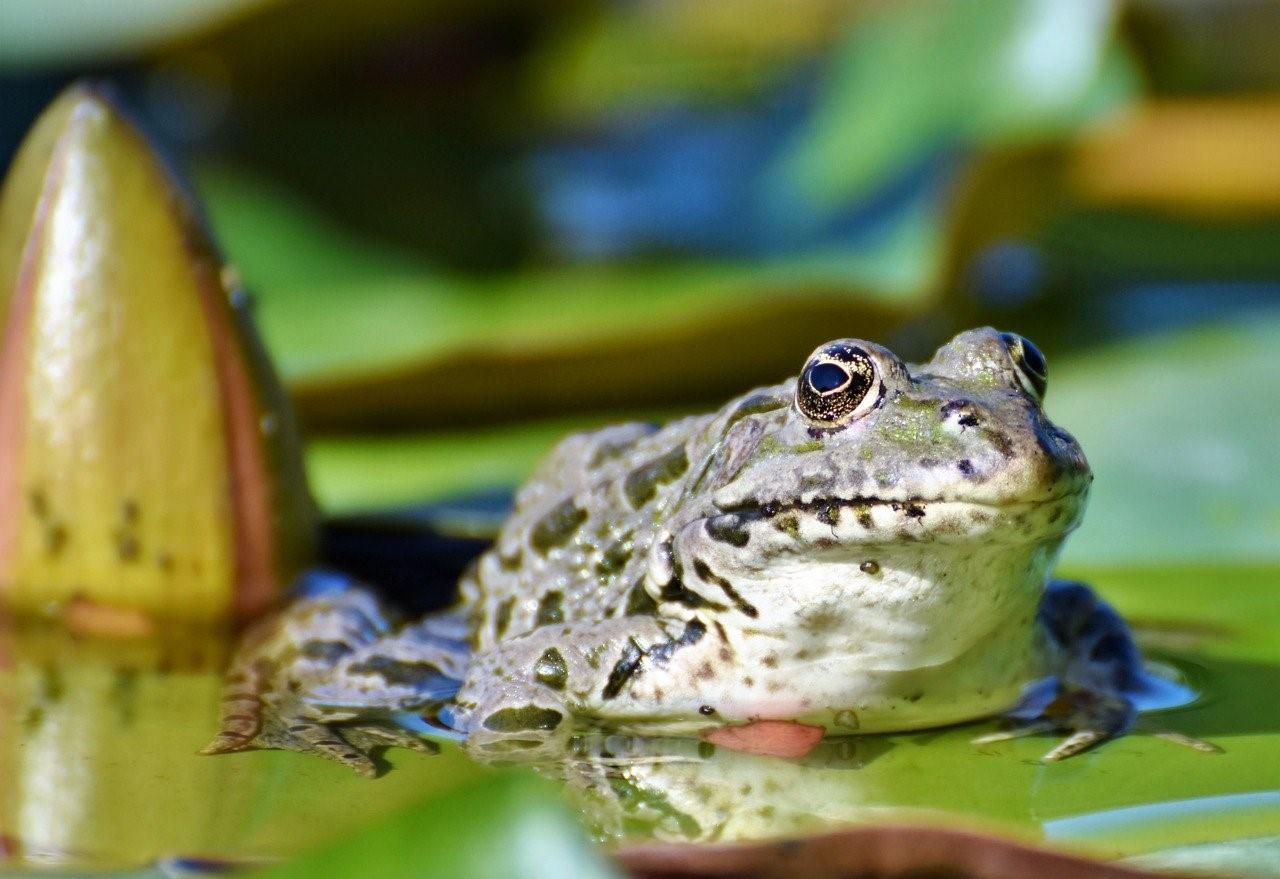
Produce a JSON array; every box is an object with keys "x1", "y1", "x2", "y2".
[{"x1": 460, "y1": 385, "x2": 792, "y2": 648}]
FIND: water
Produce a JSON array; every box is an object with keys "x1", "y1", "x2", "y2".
[{"x1": 0, "y1": 563, "x2": 1277, "y2": 873}]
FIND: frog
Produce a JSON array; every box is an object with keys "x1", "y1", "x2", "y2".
[{"x1": 204, "y1": 327, "x2": 1176, "y2": 776}]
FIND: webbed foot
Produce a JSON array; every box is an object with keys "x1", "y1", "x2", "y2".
[
  {"x1": 202, "y1": 689, "x2": 439, "y2": 777},
  {"x1": 972, "y1": 682, "x2": 1134, "y2": 762},
  {"x1": 202, "y1": 571, "x2": 466, "y2": 776},
  {"x1": 975, "y1": 580, "x2": 1218, "y2": 761}
]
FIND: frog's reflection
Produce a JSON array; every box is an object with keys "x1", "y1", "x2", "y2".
[{"x1": 474, "y1": 729, "x2": 894, "y2": 844}]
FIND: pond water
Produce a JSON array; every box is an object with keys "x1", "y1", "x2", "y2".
[{"x1": 1, "y1": 563, "x2": 1277, "y2": 874}]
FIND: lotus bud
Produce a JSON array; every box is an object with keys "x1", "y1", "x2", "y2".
[{"x1": 0, "y1": 83, "x2": 317, "y2": 625}]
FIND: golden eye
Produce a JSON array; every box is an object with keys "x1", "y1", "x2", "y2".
[
  {"x1": 1000, "y1": 331, "x2": 1048, "y2": 399},
  {"x1": 795, "y1": 342, "x2": 880, "y2": 428}
]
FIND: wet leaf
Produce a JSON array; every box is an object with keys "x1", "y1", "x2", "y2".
[
  {"x1": 1053, "y1": 314, "x2": 1280, "y2": 565},
  {"x1": 255, "y1": 771, "x2": 619, "y2": 879},
  {"x1": 0, "y1": 84, "x2": 316, "y2": 621}
]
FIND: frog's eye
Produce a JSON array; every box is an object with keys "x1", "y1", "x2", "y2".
[
  {"x1": 1000, "y1": 332, "x2": 1048, "y2": 399},
  {"x1": 796, "y1": 343, "x2": 880, "y2": 428}
]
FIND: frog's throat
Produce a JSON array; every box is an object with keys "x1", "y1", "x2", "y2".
[{"x1": 635, "y1": 537, "x2": 1063, "y2": 734}]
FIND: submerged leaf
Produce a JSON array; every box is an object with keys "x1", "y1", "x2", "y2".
[{"x1": 0, "y1": 84, "x2": 316, "y2": 622}]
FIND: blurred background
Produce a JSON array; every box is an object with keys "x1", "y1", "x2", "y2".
[{"x1": 2, "y1": 0, "x2": 1277, "y2": 570}]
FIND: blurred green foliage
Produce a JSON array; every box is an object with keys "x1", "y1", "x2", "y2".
[{"x1": 775, "y1": 0, "x2": 1138, "y2": 209}]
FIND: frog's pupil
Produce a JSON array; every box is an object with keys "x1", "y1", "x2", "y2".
[
  {"x1": 1019, "y1": 337, "x2": 1047, "y2": 379},
  {"x1": 808, "y1": 362, "x2": 848, "y2": 394}
]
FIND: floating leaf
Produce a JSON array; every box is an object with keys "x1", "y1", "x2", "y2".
[
  {"x1": 255, "y1": 771, "x2": 619, "y2": 879},
  {"x1": 1053, "y1": 314, "x2": 1280, "y2": 565},
  {"x1": 199, "y1": 165, "x2": 936, "y2": 430},
  {"x1": 0, "y1": 84, "x2": 316, "y2": 623}
]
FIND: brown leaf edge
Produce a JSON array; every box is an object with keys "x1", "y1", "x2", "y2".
[{"x1": 614, "y1": 823, "x2": 1214, "y2": 879}]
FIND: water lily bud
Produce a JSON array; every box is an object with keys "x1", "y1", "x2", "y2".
[{"x1": 0, "y1": 83, "x2": 317, "y2": 624}]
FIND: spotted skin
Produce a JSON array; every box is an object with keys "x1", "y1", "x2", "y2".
[{"x1": 207, "y1": 328, "x2": 1196, "y2": 773}]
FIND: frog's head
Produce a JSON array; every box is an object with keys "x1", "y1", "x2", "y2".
[
  {"x1": 700, "y1": 327, "x2": 1090, "y2": 544},
  {"x1": 657, "y1": 328, "x2": 1091, "y2": 663}
]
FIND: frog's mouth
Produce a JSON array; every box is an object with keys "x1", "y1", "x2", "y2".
[{"x1": 709, "y1": 490, "x2": 1087, "y2": 546}]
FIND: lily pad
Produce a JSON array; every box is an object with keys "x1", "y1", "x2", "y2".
[
  {"x1": 1052, "y1": 313, "x2": 1280, "y2": 565},
  {"x1": 0, "y1": 619, "x2": 491, "y2": 870},
  {"x1": 197, "y1": 164, "x2": 937, "y2": 430},
  {"x1": 256, "y1": 771, "x2": 618, "y2": 879},
  {"x1": 3, "y1": 562, "x2": 1278, "y2": 874}
]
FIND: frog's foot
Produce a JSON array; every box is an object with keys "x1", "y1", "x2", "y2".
[
  {"x1": 202, "y1": 690, "x2": 439, "y2": 777},
  {"x1": 973, "y1": 683, "x2": 1135, "y2": 762},
  {"x1": 203, "y1": 573, "x2": 466, "y2": 775},
  {"x1": 977, "y1": 579, "x2": 1219, "y2": 762}
]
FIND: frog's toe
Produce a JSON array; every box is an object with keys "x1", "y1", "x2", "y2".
[
  {"x1": 342, "y1": 723, "x2": 442, "y2": 758},
  {"x1": 975, "y1": 686, "x2": 1134, "y2": 761},
  {"x1": 971, "y1": 718, "x2": 1056, "y2": 745},
  {"x1": 1041, "y1": 728, "x2": 1109, "y2": 762},
  {"x1": 201, "y1": 690, "x2": 439, "y2": 777},
  {"x1": 272, "y1": 718, "x2": 383, "y2": 777}
]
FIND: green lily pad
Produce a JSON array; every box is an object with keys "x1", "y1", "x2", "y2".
[
  {"x1": 308, "y1": 414, "x2": 599, "y2": 515},
  {"x1": 3, "y1": 564, "x2": 1278, "y2": 873},
  {"x1": 198, "y1": 164, "x2": 938, "y2": 430},
  {"x1": 549, "y1": 562, "x2": 1280, "y2": 863},
  {"x1": 256, "y1": 771, "x2": 618, "y2": 879},
  {"x1": 0, "y1": 621, "x2": 490, "y2": 870},
  {"x1": 1052, "y1": 314, "x2": 1280, "y2": 565}
]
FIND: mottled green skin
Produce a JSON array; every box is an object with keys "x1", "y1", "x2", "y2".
[{"x1": 443, "y1": 327, "x2": 1091, "y2": 739}]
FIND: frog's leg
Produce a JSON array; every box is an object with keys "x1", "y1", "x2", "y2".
[
  {"x1": 202, "y1": 571, "x2": 468, "y2": 776},
  {"x1": 975, "y1": 580, "x2": 1144, "y2": 761},
  {"x1": 450, "y1": 616, "x2": 718, "y2": 761}
]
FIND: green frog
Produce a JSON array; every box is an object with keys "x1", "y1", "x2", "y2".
[{"x1": 204, "y1": 328, "x2": 1173, "y2": 775}]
